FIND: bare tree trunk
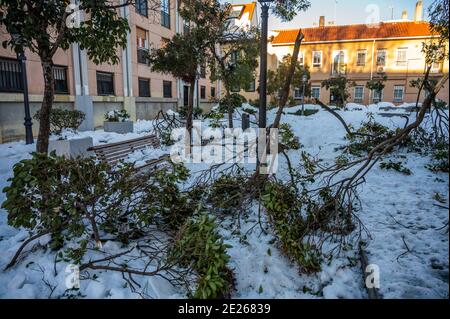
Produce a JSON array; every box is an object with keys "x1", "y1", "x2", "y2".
[
  {"x1": 226, "y1": 88, "x2": 233, "y2": 128},
  {"x1": 36, "y1": 58, "x2": 55, "y2": 153},
  {"x1": 184, "y1": 79, "x2": 196, "y2": 157},
  {"x1": 272, "y1": 31, "x2": 304, "y2": 129}
]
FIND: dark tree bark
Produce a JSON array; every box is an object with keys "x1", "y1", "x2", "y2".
[
  {"x1": 226, "y1": 88, "x2": 233, "y2": 128},
  {"x1": 272, "y1": 31, "x2": 304, "y2": 129},
  {"x1": 36, "y1": 57, "x2": 55, "y2": 153}
]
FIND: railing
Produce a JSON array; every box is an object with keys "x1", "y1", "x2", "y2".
[{"x1": 0, "y1": 58, "x2": 23, "y2": 92}]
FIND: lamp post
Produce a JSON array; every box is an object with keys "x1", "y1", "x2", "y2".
[
  {"x1": 258, "y1": 0, "x2": 272, "y2": 131},
  {"x1": 301, "y1": 74, "x2": 308, "y2": 115},
  {"x1": 12, "y1": 32, "x2": 34, "y2": 145},
  {"x1": 18, "y1": 53, "x2": 33, "y2": 144}
]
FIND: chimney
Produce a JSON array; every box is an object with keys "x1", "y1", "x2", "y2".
[
  {"x1": 414, "y1": 1, "x2": 423, "y2": 22},
  {"x1": 319, "y1": 16, "x2": 325, "y2": 27},
  {"x1": 402, "y1": 10, "x2": 408, "y2": 20}
]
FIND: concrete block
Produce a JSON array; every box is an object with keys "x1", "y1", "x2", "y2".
[{"x1": 48, "y1": 136, "x2": 93, "y2": 158}]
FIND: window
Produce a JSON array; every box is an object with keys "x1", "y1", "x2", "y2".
[
  {"x1": 211, "y1": 86, "x2": 216, "y2": 98},
  {"x1": 96, "y1": 71, "x2": 114, "y2": 95},
  {"x1": 161, "y1": 0, "x2": 170, "y2": 29},
  {"x1": 136, "y1": 27, "x2": 149, "y2": 64},
  {"x1": 376, "y1": 49, "x2": 387, "y2": 66},
  {"x1": 163, "y1": 80, "x2": 172, "y2": 98},
  {"x1": 53, "y1": 66, "x2": 68, "y2": 94},
  {"x1": 354, "y1": 86, "x2": 364, "y2": 102},
  {"x1": 298, "y1": 51, "x2": 304, "y2": 66},
  {"x1": 396, "y1": 48, "x2": 407, "y2": 66},
  {"x1": 136, "y1": 0, "x2": 148, "y2": 17},
  {"x1": 0, "y1": 57, "x2": 23, "y2": 92},
  {"x1": 357, "y1": 50, "x2": 366, "y2": 66},
  {"x1": 393, "y1": 85, "x2": 404, "y2": 102},
  {"x1": 312, "y1": 51, "x2": 322, "y2": 67},
  {"x1": 245, "y1": 79, "x2": 256, "y2": 92},
  {"x1": 311, "y1": 86, "x2": 321, "y2": 99},
  {"x1": 431, "y1": 61, "x2": 442, "y2": 73},
  {"x1": 332, "y1": 50, "x2": 346, "y2": 75},
  {"x1": 138, "y1": 78, "x2": 151, "y2": 97},
  {"x1": 200, "y1": 85, "x2": 206, "y2": 99},
  {"x1": 372, "y1": 89, "x2": 383, "y2": 102},
  {"x1": 294, "y1": 88, "x2": 303, "y2": 99}
]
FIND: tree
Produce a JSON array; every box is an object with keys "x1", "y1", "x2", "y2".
[
  {"x1": 321, "y1": 75, "x2": 356, "y2": 108},
  {"x1": 366, "y1": 73, "x2": 387, "y2": 103},
  {"x1": 0, "y1": 1, "x2": 152, "y2": 153},
  {"x1": 148, "y1": 0, "x2": 228, "y2": 136},
  {"x1": 209, "y1": 15, "x2": 259, "y2": 128},
  {"x1": 267, "y1": 53, "x2": 310, "y2": 105}
]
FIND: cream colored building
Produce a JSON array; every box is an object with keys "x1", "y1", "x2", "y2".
[{"x1": 269, "y1": 1, "x2": 449, "y2": 106}]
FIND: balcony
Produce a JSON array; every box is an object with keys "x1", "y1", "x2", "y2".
[{"x1": 331, "y1": 63, "x2": 347, "y2": 76}]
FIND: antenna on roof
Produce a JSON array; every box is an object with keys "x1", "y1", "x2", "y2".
[{"x1": 389, "y1": 5, "x2": 394, "y2": 20}]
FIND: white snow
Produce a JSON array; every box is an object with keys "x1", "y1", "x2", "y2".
[{"x1": 0, "y1": 103, "x2": 448, "y2": 299}]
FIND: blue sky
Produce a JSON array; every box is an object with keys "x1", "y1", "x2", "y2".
[{"x1": 227, "y1": 0, "x2": 433, "y2": 29}]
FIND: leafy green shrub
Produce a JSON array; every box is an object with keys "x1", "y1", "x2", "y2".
[
  {"x1": 33, "y1": 109, "x2": 86, "y2": 135},
  {"x1": 205, "y1": 110, "x2": 225, "y2": 128},
  {"x1": 261, "y1": 181, "x2": 321, "y2": 273},
  {"x1": 279, "y1": 123, "x2": 301, "y2": 152},
  {"x1": 338, "y1": 118, "x2": 411, "y2": 157},
  {"x1": 380, "y1": 160, "x2": 412, "y2": 175},
  {"x1": 208, "y1": 174, "x2": 247, "y2": 215},
  {"x1": 218, "y1": 93, "x2": 247, "y2": 113},
  {"x1": 178, "y1": 106, "x2": 204, "y2": 119},
  {"x1": 2, "y1": 152, "x2": 191, "y2": 262},
  {"x1": 169, "y1": 213, "x2": 233, "y2": 299},
  {"x1": 426, "y1": 142, "x2": 449, "y2": 172},
  {"x1": 104, "y1": 109, "x2": 130, "y2": 122}
]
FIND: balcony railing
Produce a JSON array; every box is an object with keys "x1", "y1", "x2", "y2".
[{"x1": 332, "y1": 63, "x2": 347, "y2": 76}]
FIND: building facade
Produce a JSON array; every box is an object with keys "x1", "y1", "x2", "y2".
[
  {"x1": 0, "y1": 0, "x2": 219, "y2": 143},
  {"x1": 269, "y1": 1, "x2": 449, "y2": 106}
]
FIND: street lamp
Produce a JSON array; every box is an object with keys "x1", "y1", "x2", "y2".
[
  {"x1": 301, "y1": 74, "x2": 308, "y2": 115},
  {"x1": 11, "y1": 33, "x2": 33, "y2": 144},
  {"x1": 258, "y1": 0, "x2": 273, "y2": 130}
]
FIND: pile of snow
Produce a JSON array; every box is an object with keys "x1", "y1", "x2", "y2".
[{"x1": 0, "y1": 102, "x2": 448, "y2": 299}]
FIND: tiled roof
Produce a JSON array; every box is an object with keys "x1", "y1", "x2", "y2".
[
  {"x1": 271, "y1": 21, "x2": 433, "y2": 45},
  {"x1": 232, "y1": 2, "x2": 256, "y2": 21}
]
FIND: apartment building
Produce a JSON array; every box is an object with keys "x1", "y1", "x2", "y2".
[
  {"x1": 0, "y1": 0, "x2": 218, "y2": 142},
  {"x1": 269, "y1": 1, "x2": 449, "y2": 106}
]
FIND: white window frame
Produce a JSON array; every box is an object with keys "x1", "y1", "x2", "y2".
[
  {"x1": 376, "y1": 49, "x2": 387, "y2": 67},
  {"x1": 396, "y1": 48, "x2": 407, "y2": 67},
  {"x1": 311, "y1": 86, "x2": 321, "y2": 99},
  {"x1": 298, "y1": 51, "x2": 304, "y2": 66},
  {"x1": 312, "y1": 51, "x2": 322, "y2": 67},
  {"x1": 393, "y1": 85, "x2": 405, "y2": 102},
  {"x1": 332, "y1": 50, "x2": 347, "y2": 75},
  {"x1": 372, "y1": 89, "x2": 384, "y2": 102},
  {"x1": 354, "y1": 86, "x2": 364, "y2": 101},
  {"x1": 357, "y1": 50, "x2": 367, "y2": 66},
  {"x1": 294, "y1": 87, "x2": 302, "y2": 99}
]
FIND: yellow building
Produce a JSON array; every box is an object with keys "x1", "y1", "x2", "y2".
[{"x1": 269, "y1": 4, "x2": 449, "y2": 105}]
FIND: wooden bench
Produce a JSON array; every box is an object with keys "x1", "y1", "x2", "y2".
[{"x1": 87, "y1": 135, "x2": 171, "y2": 172}]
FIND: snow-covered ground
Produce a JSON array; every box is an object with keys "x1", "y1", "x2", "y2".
[{"x1": 0, "y1": 103, "x2": 448, "y2": 299}]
